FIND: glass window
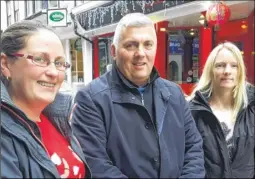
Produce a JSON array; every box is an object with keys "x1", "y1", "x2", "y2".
[
  {"x1": 14, "y1": 1, "x2": 19, "y2": 22},
  {"x1": 99, "y1": 41, "x2": 108, "y2": 76},
  {"x1": 42, "y1": 0, "x2": 48, "y2": 9},
  {"x1": 48, "y1": 0, "x2": 58, "y2": 8},
  {"x1": 167, "y1": 29, "x2": 200, "y2": 84},
  {"x1": 14, "y1": 10, "x2": 19, "y2": 22},
  {"x1": 7, "y1": 1, "x2": 12, "y2": 25},
  {"x1": 26, "y1": 0, "x2": 33, "y2": 17},
  {"x1": 14, "y1": 1, "x2": 19, "y2": 10},
  {"x1": 35, "y1": 1, "x2": 42, "y2": 12},
  {"x1": 7, "y1": 16, "x2": 12, "y2": 26},
  {"x1": 70, "y1": 38, "x2": 84, "y2": 82},
  {"x1": 99, "y1": 37, "x2": 113, "y2": 76},
  {"x1": 7, "y1": 1, "x2": 11, "y2": 14}
]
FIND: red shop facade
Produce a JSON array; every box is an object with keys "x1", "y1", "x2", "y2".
[{"x1": 72, "y1": 1, "x2": 254, "y2": 95}]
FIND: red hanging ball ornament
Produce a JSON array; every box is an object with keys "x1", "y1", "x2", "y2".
[{"x1": 206, "y1": 1, "x2": 231, "y2": 27}]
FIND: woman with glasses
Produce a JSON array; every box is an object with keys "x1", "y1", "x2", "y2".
[
  {"x1": 188, "y1": 42, "x2": 254, "y2": 178},
  {"x1": 1, "y1": 20, "x2": 91, "y2": 178}
]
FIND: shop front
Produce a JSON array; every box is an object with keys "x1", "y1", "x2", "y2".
[{"x1": 71, "y1": 0, "x2": 254, "y2": 95}]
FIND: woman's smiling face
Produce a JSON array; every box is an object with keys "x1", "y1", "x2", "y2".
[{"x1": 6, "y1": 29, "x2": 66, "y2": 106}]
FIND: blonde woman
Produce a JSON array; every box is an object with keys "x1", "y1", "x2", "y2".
[{"x1": 188, "y1": 42, "x2": 254, "y2": 178}]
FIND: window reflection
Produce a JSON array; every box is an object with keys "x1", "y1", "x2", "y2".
[
  {"x1": 70, "y1": 38, "x2": 84, "y2": 82},
  {"x1": 168, "y1": 29, "x2": 200, "y2": 84},
  {"x1": 99, "y1": 37, "x2": 113, "y2": 76}
]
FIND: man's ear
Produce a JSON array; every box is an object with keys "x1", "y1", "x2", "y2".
[
  {"x1": 1, "y1": 53, "x2": 11, "y2": 78},
  {"x1": 110, "y1": 44, "x2": 117, "y2": 61}
]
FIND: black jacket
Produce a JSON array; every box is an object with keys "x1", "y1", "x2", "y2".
[
  {"x1": 189, "y1": 85, "x2": 255, "y2": 178},
  {"x1": 71, "y1": 66, "x2": 205, "y2": 178},
  {"x1": 1, "y1": 82, "x2": 91, "y2": 178}
]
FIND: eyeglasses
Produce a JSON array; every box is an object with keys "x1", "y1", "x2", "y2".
[{"x1": 12, "y1": 53, "x2": 70, "y2": 71}]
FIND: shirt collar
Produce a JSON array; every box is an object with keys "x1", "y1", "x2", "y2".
[{"x1": 113, "y1": 62, "x2": 160, "y2": 90}]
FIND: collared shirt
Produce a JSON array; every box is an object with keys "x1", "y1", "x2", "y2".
[{"x1": 114, "y1": 64, "x2": 159, "y2": 126}]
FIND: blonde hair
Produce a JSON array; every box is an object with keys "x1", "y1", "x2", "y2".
[{"x1": 189, "y1": 41, "x2": 248, "y2": 122}]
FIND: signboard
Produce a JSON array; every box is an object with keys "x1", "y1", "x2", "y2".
[
  {"x1": 192, "y1": 38, "x2": 199, "y2": 55},
  {"x1": 47, "y1": 8, "x2": 67, "y2": 27},
  {"x1": 76, "y1": 0, "x2": 194, "y2": 31},
  {"x1": 169, "y1": 39, "x2": 199, "y2": 55},
  {"x1": 169, "y1": 40, "x2": 184, "y2": 54}
]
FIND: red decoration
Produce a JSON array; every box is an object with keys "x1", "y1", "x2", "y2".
[{"x1": 206, "y1": 2, "x2": 231, "y2": 27}]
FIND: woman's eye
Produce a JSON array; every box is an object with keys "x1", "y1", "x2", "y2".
[
  {"x1": 34, "y1": 56, "x2": 46, "y2": 63},
  {"x1": 55, "y1": 60, "x2": 64, "y2": 67}
]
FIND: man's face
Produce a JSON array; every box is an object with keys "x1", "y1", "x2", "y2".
[{"x1": 111, "y1": 26, "x2": 157, "y2": 86}]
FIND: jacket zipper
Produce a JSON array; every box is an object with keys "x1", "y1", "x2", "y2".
[
  {"x1": 1, "y1": 104, "x2": 59, "y2": 177},
  {"x1": 139, "y1": 92, "x2": 161, "y2": 176},
  {"x1": 141, "y1": 93, "x2": 145, "y2": 106},
  {"x1": 139, "y1": 93, "x2": 158, "y2": 138}
]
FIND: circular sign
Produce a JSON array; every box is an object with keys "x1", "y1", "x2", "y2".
[
  {"x1": 188, "y1": 70, "x2": 193, "y2": 76},
  {"x1": 187, "y1": 77, "x2": 192, "y2": 82},
  {"x1": 50, "y1": 11, "x2": 64, "y2": 22}
]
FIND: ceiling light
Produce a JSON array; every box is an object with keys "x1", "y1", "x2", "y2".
[
  {"x1": 200, "y1": 14, "x2": 205, "y2": 18},
  {"x1": 199, "y1": 19, "x2": 205, "y2": 25},
  {"x1": 190, "y1": 32, "x2": 195, "y2": 36},
  {"x1": 241, "y1": 24, "x2": 247, "y2": 29}
]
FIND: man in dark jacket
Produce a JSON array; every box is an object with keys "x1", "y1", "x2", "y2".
[{"x1": 71, "y1": 13, "x2": 205, "y2": 178}]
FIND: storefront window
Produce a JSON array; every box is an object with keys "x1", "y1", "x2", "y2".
[
  {"x1": 35, "y1": 1, "x2": 42, "y2": 13},
  {"x1": 70, "y1": 38, "x2": 84, "y2": 82},
  {"x1": 25, "y1": 0, "x2": 33, "y2": 17},
  {"x1": 167, "y1": 29, "x2": 200, "y2": 84},
  {"x1": 48, "y1": 0, "x2": 58, "y2": 8},
  {"x1": 14, "y1": 1, "x2": 19, "y2": 22},
  {"x1": 7, "y1": 1, "x2": 12, "y2": 26},
  {"x1": 99, "y1": 37, "x2": 113, "y2": 76}
]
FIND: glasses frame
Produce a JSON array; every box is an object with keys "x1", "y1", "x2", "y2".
[{"x1": 11, "y1": 53, "x2": 70, "y2": 71}]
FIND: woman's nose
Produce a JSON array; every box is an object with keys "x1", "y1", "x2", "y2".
[{"x1": 224, "y1": 64, "x2": 231, "y2": 74}]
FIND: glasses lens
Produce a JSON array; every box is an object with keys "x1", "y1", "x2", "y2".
[
  {"x1": 55, "y1": 61, "x2": 70, "y2": 71},
  {"x1": 33, "y1": 56, "x2": 48, "y2": 67}
]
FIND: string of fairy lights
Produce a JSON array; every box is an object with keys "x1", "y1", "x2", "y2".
[{"x1": 75, "y1": 0, "x2": 187, "y2": 31}]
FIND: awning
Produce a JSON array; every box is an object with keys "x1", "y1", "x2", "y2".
[{"x1": 71, "y1": 0, "x2": 253, "y2": 38}]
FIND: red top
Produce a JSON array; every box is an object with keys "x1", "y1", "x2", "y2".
[{"x1": 37, "y1": 114, "x2": 85, "y2": 178}]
